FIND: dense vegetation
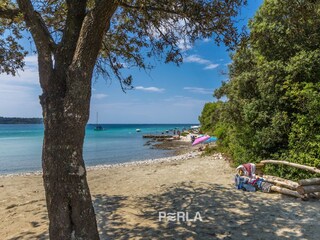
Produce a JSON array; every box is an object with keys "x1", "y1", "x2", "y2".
[
  {"x1": 0, "y1": 116, "x2": 42, "y2": 124},
  {"x1": 199, "y1": 0, "x2": 320, "y2": 179}
]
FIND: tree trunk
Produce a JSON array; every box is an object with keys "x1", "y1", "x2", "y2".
[
  {"x1": 270, "y1": 186, "x2": 304, "y2": 199},
  {"x1": 260, "y1": 160, "x2": 320, "y2": 174},
  {"x1": 263, "y1": 175, "x2": 299, "y2": 190},
  {"x1": 297, "y1": 185, "x2": 320, "y2": 195},
  {"x1": 40, "y1": 73, "x2": 98, "y2": 239},
  {"x1": 298, "y1": 178, "x2": 320, "y2": 186}
]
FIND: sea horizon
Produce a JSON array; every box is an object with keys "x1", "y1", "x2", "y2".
[{"x1": 0, "y1": 123, "x2": 197, "y2": 175}]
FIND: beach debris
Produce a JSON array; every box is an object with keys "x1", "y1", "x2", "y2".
[
  {"x1": 236, "y1": 161, "x2": 320, "y2": 200},
  {"x1": 234, "y1": 163, "x2": 305, "y2": 198}
]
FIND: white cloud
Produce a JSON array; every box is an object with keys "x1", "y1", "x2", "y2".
[
  {"x1": 184, "y1": 54, "x2": 219, "y2": 70},
  {"x1": 204, "y1": 63, "x2": 219, "y2": 70},
  {"x1": 177, "y1": 39, "x2": 192, "y2": 51},
  {"x1": 93, "y1": 93, "x2": 108, "y2": 99},
  {"x1": 184, "y1": 87, "x2": 213, "y2": 95},
  {"x1": 135, "y1": 86, "x2": 165, "y2": 93},
  {"x1": 24, "y1": 55, "x2": 38, "y2": 65},
  {"x1": 0, "y1": 82, "x2": 42, "y2": 117},
  {"x1": 164, "y1": 95, "x2": 207, "y2": 107},
  {"x1": 0, "y1": 54, "x2": 39, "y2": 85}
]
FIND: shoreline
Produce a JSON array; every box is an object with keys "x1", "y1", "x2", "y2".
[
  {"x1": 0, "y1": 139, "x2": 199, "y2": 178},
  {"x1": 1, "y1": 149, "x2": 320, "y2": 239}
]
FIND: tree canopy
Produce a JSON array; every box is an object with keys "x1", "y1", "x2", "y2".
[
  {"x1": 1, "y1": 0, "x2": 246, "y2": 89},
  {"x1": 199, "y1": 0, "x2": 320, "y2": 179},
  {"x1": 1, "y1": 1, "x2": 248, "y2": 239}
]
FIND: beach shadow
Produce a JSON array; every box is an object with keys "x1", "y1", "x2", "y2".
[
  {"x1": 94, "y1": 182, "x2": 320, "y2": 240},
  {"x1": 7, "y1": 231, "x2": 48, "y2": 240}
]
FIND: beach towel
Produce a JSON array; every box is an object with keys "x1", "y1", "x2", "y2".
[{"x1": 236, "y1": 163, "x2": 256, "y2": 178}]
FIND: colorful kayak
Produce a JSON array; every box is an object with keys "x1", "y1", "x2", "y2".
[
  {"x1": 192, "y1": 135, "x2": 210, "y2": 146},
  {"x1": 204, "y1": 137, "x2": 217, "y2": 144}
]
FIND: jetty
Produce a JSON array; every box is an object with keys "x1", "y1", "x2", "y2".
[{"x1": 143, "y1": 135, "x2": 172, "y2": 139}]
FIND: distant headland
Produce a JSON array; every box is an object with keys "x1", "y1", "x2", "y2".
[{"x1": 0, "y1": 116, "x2": 43, "y2": 124}]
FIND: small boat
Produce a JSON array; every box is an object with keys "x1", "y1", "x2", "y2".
[
  {"x1": 94, "y1": 112, "x2": 104, "y2": 131},
  {"x1": 94, "y1": 125, "x2": 104, "y2": 131},
  {"x1": 136, "y1": 129, "x2": 141, "y2": 132}
]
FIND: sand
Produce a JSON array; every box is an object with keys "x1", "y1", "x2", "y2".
[{"x1": 0, "y1": 152, "x2": 319, "y2": 240}]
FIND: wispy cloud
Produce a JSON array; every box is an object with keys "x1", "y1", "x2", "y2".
[
  {"x1": 204, "y1": 63, "x2": 219, "y2": 70},
  {"x1": 184, "y1": 87, "x2": 213, "y2": 95},
  {"x1": 164, "y1": 95, "x2": 207, "y2": 107},
  {"x1": 177, "y1": 39, "x2": 192, "y2": 51},
  {"x1": 1, "y1": 55, "x2": 39, "y2": 85},
  {"x1": 92, "y1": 93, "x2": 108, "y2": 99},
  {"x1": 135, "y1": 86, "x2": 165, "y2": 93},
  {"x1": 184, "y1": 54, "x2": 219, "y2": 70}
]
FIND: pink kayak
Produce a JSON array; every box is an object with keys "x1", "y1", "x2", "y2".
[{"x1": 192, "y1": 135, "x2": 210, "y2": 146}]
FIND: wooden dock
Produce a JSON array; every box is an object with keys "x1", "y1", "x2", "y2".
[{"x1": 142, "y1": 135, "x2": 172, "y2": 139}]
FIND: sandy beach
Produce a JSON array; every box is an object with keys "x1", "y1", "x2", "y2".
[{"x1": 1, "y1": 150, "x2": 320, "y2": 240}]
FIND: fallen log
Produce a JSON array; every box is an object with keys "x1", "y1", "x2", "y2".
[
  {"x1": 260, "y1": 160, "x2": 320, "y2": 174},
  {"x1": 297, "y1": 185, "x2": 320, "y2": 195},
  {"x1": 298, "y1": 178, "x2": 320, "y2": 186},
  {"x1": 270, "y1": 186, "x2": 303, "y2": 198},
  {"x1": 263, "y1": 175, "x2": 299, "y2": 190}
]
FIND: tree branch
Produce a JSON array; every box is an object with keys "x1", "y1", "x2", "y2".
[
  {"x1": 118, "y1": 1, "x2": 181, "y2": 16},
  {"x1": 70, "y1": 0, "x2": 118, "y2": 73},
  {"x1": 57, "y1": 0, "x2": 87, "y2": 66},
  {"x1": 0, "y1": 7, "x2": 21, "y2": 19},
  {"x1": 17, "y1": 0, "x2": 56, "y2": 52},
  {"x1": 17, "y1": 0, "x2": 56, "y2": 91}
]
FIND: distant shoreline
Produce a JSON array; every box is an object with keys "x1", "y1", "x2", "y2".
[{"x1": 0, "y1": 117, "x2": 42, "y2": 124}]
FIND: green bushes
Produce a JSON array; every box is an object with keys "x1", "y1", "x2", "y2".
[{"x1": 199, "y1": 0, "x2": 320, "y2": 179}]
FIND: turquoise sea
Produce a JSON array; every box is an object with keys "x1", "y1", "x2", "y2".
[{"x1": 0, "y1": 124, "x2": 194, "y2": 175}]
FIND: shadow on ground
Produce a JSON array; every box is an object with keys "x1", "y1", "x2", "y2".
[{"x1": 94, "y1": 182, "x2": 319, "y2": 240}]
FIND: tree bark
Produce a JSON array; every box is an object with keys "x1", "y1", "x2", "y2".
[
  {"x1": 263, "y1": 175, "x2": 299, "y2": 190},
  {"x1": 298, "y1": 178, "x2": 320, "y2": 186},
  {"x1": 260, "y1": 160, "x2": 320, "y2": 174},
  {"x1": 40, "y1": 70, "x2": 99, "y2": 239},
  {"x1": 17, "y1": 0, "x2": 118, "y2": 237},
  {"x1": 297, "y1": 185, "x2": 320, "y2": 195},
  {"x1": 270, "y1": 186, "x2": 304, "y2": 198}
]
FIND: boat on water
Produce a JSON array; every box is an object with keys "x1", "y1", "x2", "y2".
[
  {"x1": 94, "y1": 125, "x2": 104, "y2": 131},
  {"x1": 94, "y1": 112, "x2": 104, "y2": 131}
]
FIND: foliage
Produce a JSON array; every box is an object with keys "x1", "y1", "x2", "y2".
[
  {"x1": 199, "y1": 0, "x2": 320, "y2": 179},
  {"x1": 1, "y1": 1, "x2": 249, "y2": 238},
  {"x1": 0, "y1": 0, "x2": 247, "y2": 89}
]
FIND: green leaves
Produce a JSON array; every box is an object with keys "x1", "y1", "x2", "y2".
[{"x1": 199, "y1": 0, "x2": 320, "y2": 179}]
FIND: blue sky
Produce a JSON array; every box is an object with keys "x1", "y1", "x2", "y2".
[{"x1": 0, "y1": 0, "x2": 263, "y2": 124}]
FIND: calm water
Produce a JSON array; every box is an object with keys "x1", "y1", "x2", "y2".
[{"x1": 0, "y1": 124, "x2": 194, "y2": 174}]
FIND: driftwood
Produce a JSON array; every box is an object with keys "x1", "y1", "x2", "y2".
[
  {"x1": 260, "y1": 160, "x2": 320, "y2": 174},
  {"x1": 263, "y1": 175, "x2": 299, "y2": 190},
  {"x1": 297, "y1": 185, "x2": 320, "y2": 195},
  {"x1": 298, "y1": 178, "x2": 320, "y2": 186},
  {"x1": 270, "y1": 185, "x2": 303, "y2": 198}
]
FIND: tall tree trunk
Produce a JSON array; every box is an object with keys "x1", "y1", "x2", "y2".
[
  {"x1": 40, "y1": 72, "x2": 99, "y2": 239},
  {"x1": 15, "y1": 1, "x2": 118, "y2": 238}
]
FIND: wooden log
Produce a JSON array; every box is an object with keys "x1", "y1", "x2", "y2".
[
  {"x1": 270, "y1": 186, "x2": 303, "y2": 198},
  {"x1": 260, "y1": 160, "x2": 320, "y2": 174},
  {"x1": 298, "y1": 178, "x2": 320, "y2": 186},
  {"x1": 263, "y1": 175, "x2": 299, "y2": 190},
  {"x1": 297, "y1": 185, "x2": 320, "y2": 195},
  {"x1": 255, "y1": 163, "x2": 265, "y2": 169}
]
